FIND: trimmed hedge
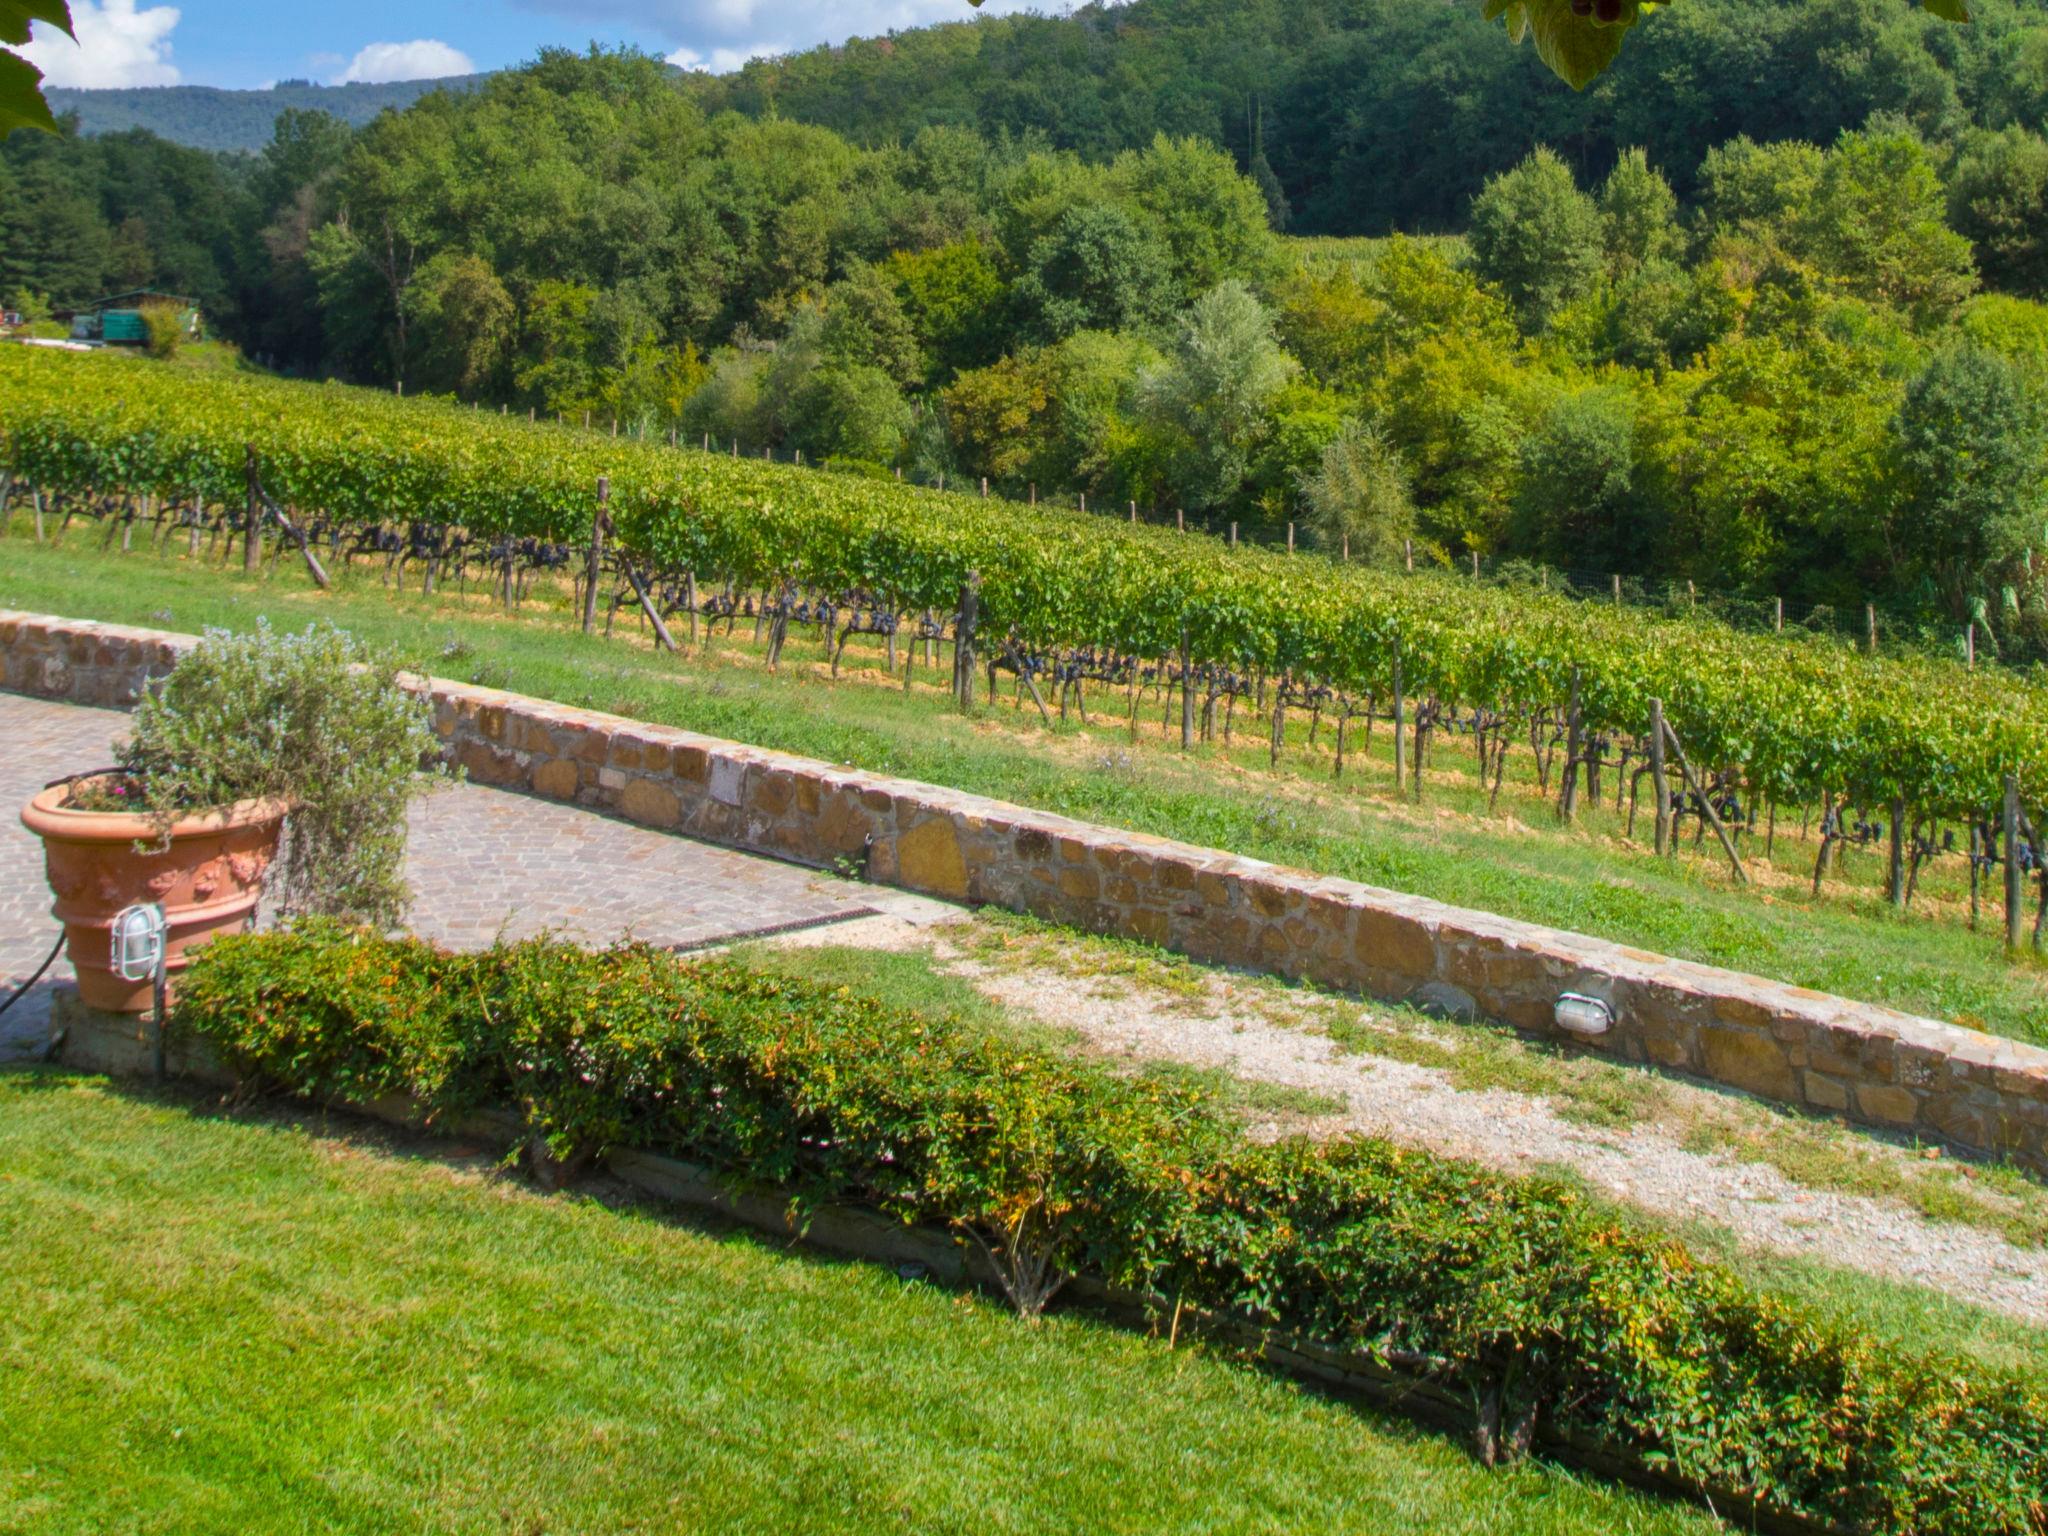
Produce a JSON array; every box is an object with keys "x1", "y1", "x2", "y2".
[{"x1": 177, "y1": 923, "x2": 2048, "y2": 1535}]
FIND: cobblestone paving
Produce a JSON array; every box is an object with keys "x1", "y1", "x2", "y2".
[
  {"x1": 0, "y1": 695, "x2": 122, "y2": 1056},
  {"x1": 2, "y1": 691, "x2": 935, "y2": 1059}
]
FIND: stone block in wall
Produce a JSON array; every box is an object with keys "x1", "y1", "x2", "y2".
[
  {"x1": 895, "y1": 816, "x2": 970, "y2": 901},
  {"x1": 532, "y1": 758, "x2": 580, "y2": 800},
  {"x1": 1699, "y1": 1025, "x2": 1799, "y2": 1102},
  {"x1": 619, "y1": 777, "x2": 682, "y2": 829},
  {"x1": 1854, "y1": 1082, "x2": 1921, "y2": 1126},
  {"x1": 1802, "y1": 1071, "x2": 1851, "y2": 1113},
  {"x1": 1354, "y1": 906, "x2": 1437, "y2": 983}
]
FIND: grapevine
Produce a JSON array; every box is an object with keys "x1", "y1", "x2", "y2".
[{"x1": 4, "y1": 346, "x2": 2045, "y2": 869}]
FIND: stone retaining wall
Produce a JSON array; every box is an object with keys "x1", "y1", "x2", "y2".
[{"x1": 7, "y1": 608, "x2": 2047, "y2": 1173}]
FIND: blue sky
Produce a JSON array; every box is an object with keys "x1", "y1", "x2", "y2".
[{"x1": 23, "y1": 0, "x2": 1042, "y2": 92}]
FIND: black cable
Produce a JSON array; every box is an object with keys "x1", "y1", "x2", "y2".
[{"x1": 0, "y1": 930, "x2": 67, "y2": 1021}]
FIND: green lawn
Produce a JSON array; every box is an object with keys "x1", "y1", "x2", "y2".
[
  {"x1": 5, "y1": 525, "x2": 2046, "y2": 1046},
  {"x1": 0, "y1": 1070, "x2": 1718, "y2": 1535}
]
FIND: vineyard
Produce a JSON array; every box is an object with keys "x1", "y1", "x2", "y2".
[{"x1": 5, "y1": 344, "x2": 2048, "y2": 946}]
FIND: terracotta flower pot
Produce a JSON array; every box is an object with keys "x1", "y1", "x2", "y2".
[{"x1": 21, "y1": 780, "x2": 288, "y2": 1013}]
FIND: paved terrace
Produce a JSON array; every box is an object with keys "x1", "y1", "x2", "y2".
[{"x1": 1, "y1": 692, "x2": 945, "y2": 1059}]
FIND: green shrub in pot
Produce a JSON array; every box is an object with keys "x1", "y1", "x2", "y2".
[{"x1": 114, "y1": 620, "x2": 445, "y2": 926}]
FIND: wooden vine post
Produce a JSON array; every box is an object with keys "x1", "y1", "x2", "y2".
[
  {"x1": 2005, "y1": 776, "x2": 2024, "y2": 953},
  {"x1": 952, "y1": 573, "x2": 981, "y2": 714},
  {"x1": 1391, "y1": 639, "x2": 1406, "y2": 795},
  {"x1": 1661, "y1": 716, "x2": 1747, "y2": 884},
  {"x1": 239, "y1": 448, "x2": 331, "y2": 590},
  {"x1": 1649, "y1": 698, "x2": 1670, "y2": 857},
  {"x1": 1178, "y1": 629, "x2": 1194, "y2": 752},
  {"x1": 242, "y1": 444, "x2": 261, "y2": 572},
  {"x1": 582, "y1": 476, "x2": 609, "y2": 635},
  {"x1": 1887, "y1": 797, "x2": 1908, "y2": 909},
  {"x1": 1559, "y1": 666, "x2": 1583, "y2": 823},
  {"x1": 624, "y1": 560, "x2": 677, "y2": 653}
]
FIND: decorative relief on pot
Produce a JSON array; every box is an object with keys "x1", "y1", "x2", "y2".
[
  {"x1": 147, "y1": 870, "x2": 180, "y2": 897},
  {"x1": 228, "y1": 852, "x2": 262, "y2": 886},
  {"x1": 191, "y1": 865, "x2": 220, "y2": 901}
]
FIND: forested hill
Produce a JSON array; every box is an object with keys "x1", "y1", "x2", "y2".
[
  {"x1": 46, "y1": 76, "x2": 481, "y2": 153},
  {"x1": 685, "y1": 0, "x2": 2048, "y2": 232},
  {"x1": 13, "y1": 7, "x2": 2048, "y2": 662}
]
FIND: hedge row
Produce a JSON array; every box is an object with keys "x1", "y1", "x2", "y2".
[{"x1": 176, "y1": 922, "x2": 2048, "y2": 1535}]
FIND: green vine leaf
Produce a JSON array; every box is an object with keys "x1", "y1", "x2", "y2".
[
  {"x1": 0, "y1": 46, "x2": 54, "y2": 136},
  {"x1": 0, "y1": 0, "x2": 72, "y2": 49},
  {"x1": 0, "y1": 0, "x2": 70, "y2": 139}
]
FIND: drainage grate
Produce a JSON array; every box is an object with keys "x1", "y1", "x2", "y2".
[{"x1": 668, "y1": 906, "x2": 881, "y2": 956}]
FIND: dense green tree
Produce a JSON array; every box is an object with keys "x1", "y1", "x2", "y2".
[
  {"x1": 1014, "y1": 203, "x2": 1176, "y2": 342},
  {"x1": 789, "y1": 363, "x2": 913, "y2": 465},
  {"x1": 1299, "y1": 418, "x2": 1415, "y2": 562},
  {"x1": 1104, "y1": 133, "x2": 1280, "y2": 302},
  {"x1": 514, "y1": 280, "x2": 604, "y2": 419},
  {"x1": 1138, "y1": 280, "x2": 1298, "y2": 512},
  {"x1": 251, "y1": 109, "x2": 351, "y2": 220},
  {"x1": 887, "y1": 238, "x2": 1008, "y2": 381},
  {"x1": 1595, "y1": 259, "x2": 1738, "y2": 373},
  {"x1": 681, "y1": 345, "x2": 776, "y2": 449},
  {"x1": 1654, "y1": 329, "x2": 1900, "y2": 600},
  {"x1": 1947, "y1": 125, "x2": 2048, "y2": 297},
  {"x1": 1805, "y1": 128, "x2": 1976, "y2": 323},
  {"x1": 1696, "y1": 137, "x2": 1826, "y2": 246},
  {"x1": 822, "y1": 263, "x2": 924, "y2": 389},
  {"x1": 1273, "y1": 263, "x2": 1383, "y2": 395},
  {"x1": 1368, "y1": 312, "x2": 1553, "y2": 557},
  {"x1": 1513, "y1": 388, "x2": 1644, "y2": 574},
  {"x1": 1598, "y1": 148, "x2": 1681, "y2": 274},
  {"x1": 1886, "y1": 345, "x2": 2048, "y2": 633},
  {"x1": 0, "y1": 159, "x2": 107, "y2": 302},
  {"x1": 404, "y1": 252, "x2": 515, "y2": 399},
  {"x1": 1958, "y1": 293, "x2": 2048, "y2": 374},
  {"x1": 1467, "y1": 146, "x2": 1604, "y2": 332},
  {"x1": 942, "y1": 351, "x2": 1054, "y2": 486}
]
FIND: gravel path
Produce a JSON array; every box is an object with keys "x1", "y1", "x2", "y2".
[{"x1": 921, "y1": 930, "x2": 2048, "y2": 1323}]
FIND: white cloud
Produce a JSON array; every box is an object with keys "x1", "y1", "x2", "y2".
[
  {"x1": 337, "y1": 39, "x2": 476, "y2": 85},
  {"x1": 664, "y1": 43, "x2": 777, "y2": 74},
  {"x1": 524, "y1": 1, "x2": 1037, "y2": 63},
  {"x1": 19, "y1": 0, "x2": 181, "y2": 89}
]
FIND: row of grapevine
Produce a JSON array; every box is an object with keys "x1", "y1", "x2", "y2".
[{"x1": 3, "y1": 345, "x2": 2044, "y2": 825}]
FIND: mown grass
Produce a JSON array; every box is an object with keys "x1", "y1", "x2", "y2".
[
  {"x1": 0, "y1": 1069, "x2": 1718, "y2": 1536},
  {"x1": 4, "y1": 525, "x2": 2046, "y2": 1048}
]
